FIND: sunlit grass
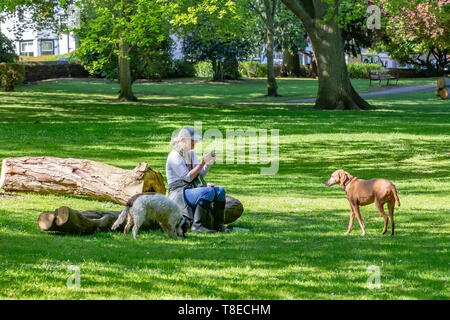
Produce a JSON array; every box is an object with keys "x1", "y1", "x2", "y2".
[{"x1": 0, "y1": 78, "x2": 448, "y2": 299}]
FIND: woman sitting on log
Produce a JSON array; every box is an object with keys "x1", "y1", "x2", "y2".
[{"x1": 166, "y1": 127, "x2": 229, "y2": 233}]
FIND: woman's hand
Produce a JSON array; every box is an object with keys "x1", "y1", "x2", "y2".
[{"x1": 202, "y1": 152, "x2": 216, "y2": 165}]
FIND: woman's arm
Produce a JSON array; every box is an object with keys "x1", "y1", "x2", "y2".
[
  {"x1": 192, "y1": 152, "x2": 213, "y2": 178},
  {"x1": 189, "y1": 158, "x2": 206, "y2": 181}
]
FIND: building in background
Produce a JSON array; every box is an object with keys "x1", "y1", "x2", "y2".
[{"x1": 0, "y1": 8, "x2": 78, "y2": 58}]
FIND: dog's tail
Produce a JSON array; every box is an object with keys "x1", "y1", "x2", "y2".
[
  {"x1": 111, "y1": 206, "x2": 130, "y2": 231},
  {"x1": 392, "y1": 187, "x2": 400, "y2": 207}
]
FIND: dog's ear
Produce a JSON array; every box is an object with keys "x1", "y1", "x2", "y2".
[
  {"x1": 338, "y1": 171, "x2": 352, "y2": 187},
  {"x1": 338, "y1": 171, "x2": 346, "y2": 187}
]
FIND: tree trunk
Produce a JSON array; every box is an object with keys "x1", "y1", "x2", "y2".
[
  {"x1": 0, "y1": 156, "x2": 166, "y2": 204},
  {"x1": 265, "y1": 0, "x2": 279, "y2": 97},
  {"x1": 211, "y1": 59, "x2": 224, "y2": 82},
  {"x1": 282, "y1": 47, "x2": 301, "y2": 77},
  {"x1": 118, "y1": 36, "x2": 136, "y2": 101},
  {"x1": 281, "y1": 0, "x2": 372, "y2": 110},
  {"x1": 117, "y1": 0, "x2": 136, "y2": 102},
  {"x1": 37, "y1": 195, "x2": 243, "y2": 235}
]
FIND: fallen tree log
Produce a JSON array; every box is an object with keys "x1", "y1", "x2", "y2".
[
  {"x1": 38, "y1": 195, "x2": 243, "y2": 234},
  {"x1": 1, "y1": 156, "x2": 244, "y2": 234},
  {"x1": 0, "y1": 156, "x2": 166, "y2": 204},
  {"x1": 38, "y1": 206, "x2": 160, "y2": 234}
]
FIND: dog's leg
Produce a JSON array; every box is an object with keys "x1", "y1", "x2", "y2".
[
  {"x1": 375, "y1": 199, "x2": 389, "y2": 235},
  {"x1": 352, "y1": 205, "x2": 366, "y2": 236},
  {"x1": 344, "y1": 207, "x2": 355, "y2": 235},
  {"x1": 123, "y1": 213, "x2": 133, "y2": 236},
  {"x1": 387, "y1": 200, "x2": 395, "y2": 236},
  {"x1": 132, "y1": 215, "x2": 145, "y2": 240}
]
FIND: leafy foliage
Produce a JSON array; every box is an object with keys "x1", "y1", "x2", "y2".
[
  {"x1": 72, "y1": 0, "x2": 173, "y2": 81},
  {"x1": 182, "y1": 34, "x2": 252, "y2": 80},
  {"x1": 0, "y1": 62, "x2": 25, "y2": 91},
  {"x1": 172, "y1": 0, "x2": 253, "y2": 81},
  {"x1": 347, "y1": 62, "x2": 383, "y2": 78},
  {"x1": 0, "y1": 32, "x2": 18, "y2": 63},
  {"x1": 375, "y1": 0, "x2": 450, "y2": 74},
  {"x1": 238, "y1": 61, "x2": 268, "y2": 77}
]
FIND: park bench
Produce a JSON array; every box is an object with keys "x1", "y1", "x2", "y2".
[{"x1": 369, "y1": 69, "x2": 399, "y2": 86}]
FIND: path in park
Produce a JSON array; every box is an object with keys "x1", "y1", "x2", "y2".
[{"x1": 237, "y1": 84, "x2": 436, "y2": 104}]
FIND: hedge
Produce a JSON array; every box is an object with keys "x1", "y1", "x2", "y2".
[{"x1": 347, "y1": 63, "x2": 384, "y2": 79}]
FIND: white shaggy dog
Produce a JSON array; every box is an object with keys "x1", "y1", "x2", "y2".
[{"x1": 111, "y1": 192, "x2": 189, "y2": 239}]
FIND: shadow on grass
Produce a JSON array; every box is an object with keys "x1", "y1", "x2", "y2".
[{"x1": 1, "y1": 204, "x2": 447, "y2": 299}]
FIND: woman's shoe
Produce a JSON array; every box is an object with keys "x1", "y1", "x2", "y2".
[
  {"x1": 191, "y1": 199, "x2": 215, "y2": 233},
  {"x1": 212, "y1": 201, "x2": 230, "y2": 233}
]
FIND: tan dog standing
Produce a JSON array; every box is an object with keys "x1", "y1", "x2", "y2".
[{"x1": 325, "y1": 169, "x2": 400, "y2": 236}]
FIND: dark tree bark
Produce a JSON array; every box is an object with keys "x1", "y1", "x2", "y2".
[
  {"x1": 211, "y1": 59, "x2": 224, "y2": 82},
  {"x1": 282, "y1": 47, "x2": 301, "y2": 77},
  {"x1": 281, "y1": 0, "x2": 373, "y2": 110},
  {"x1": 264, "y1": 0, "x2": 279, "y2": 96},
  {"x1": 249, "y1": 0, "x2": 280, "y2": 96}
]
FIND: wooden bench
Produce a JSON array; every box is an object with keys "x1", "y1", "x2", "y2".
[{"x1": 369, "y1": 69, "x2": 399, "y2": 86}]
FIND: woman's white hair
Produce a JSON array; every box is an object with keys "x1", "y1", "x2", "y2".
[{"x1": 170, "y1": 136, "x2": 192, "y2": 164}]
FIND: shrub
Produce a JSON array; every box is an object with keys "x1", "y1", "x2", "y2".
[
  {"x1": 0, "y1": 33, "x2": 18, "y2": 63},
  {"x1": 238, "y1": 61, "x2": 268, "y2": 78},
  {"x1": 194, "y1": 61, "x2": 213, "y2": 78},
  {"x1": 169, "y1": 59, "x2": 196, "y2": 78},
  {"x1": 347, "y1": 63, "x2": 383, "y2": 79},
  {"x1": 0, "y1": 63, "x2": 26, "y2": 91}
]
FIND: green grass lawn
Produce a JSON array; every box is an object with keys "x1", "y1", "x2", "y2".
[
  {"x1": 0, "y1": 77, "x2": 448, "y2": 299},
  {"x1": 16, "y1": 76, "x2": 437, "y2": 105}
]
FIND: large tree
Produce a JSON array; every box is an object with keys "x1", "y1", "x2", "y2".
[
  {"x1": 172, "y1": 0, "x2": 252, "y2": 81},
  {"x1": 74, "y1": 0, "x2": 172, "y2": 82},
  {"x1": 281, "y1": 0, "x2": 372, "y2": 110},
  {"x1": 274, "y1": 4, "x2": 308, "y2": 77},
  {"x1": 72, "y1": 0, "x2": 170, "y2": 101},
  {"x1": 182, "y1": 33, "x2": 251, "y2": 81},
  {"x1": 247, "y1": 0, "x2": 280, "y2": 96}
]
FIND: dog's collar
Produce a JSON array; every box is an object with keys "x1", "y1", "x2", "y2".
[{"x1": 344, "y1": 177, "x2": 354, "y2": 190}]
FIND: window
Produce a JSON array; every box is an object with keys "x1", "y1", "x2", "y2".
[
  {"x1": 20, "y1": 41, "x2": 34, "y2": 56},
  {"x1": 40, "y1": 40, "x2": 54, "y2": 55}
]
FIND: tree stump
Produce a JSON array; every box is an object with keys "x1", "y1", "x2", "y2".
[
  {"x1": 437, "y1": 76, "x2": 449, "y2": 89},
  {"x1": 0, "y1": 156, "x2": 166, "y2": 204},
  {"x1": 436, "y1": 77, "x2": 449, "y2": 100},
  {"x1": 439, "y1": 88, "x2": 448, "y2": 100}
]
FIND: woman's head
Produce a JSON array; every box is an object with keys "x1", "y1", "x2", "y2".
[
  {"x1": 171, "y1": 127, "x2": 201, "y2": 151},
  {"x1": 170, "y1": 127, "x2": 202, "y2": 165}
]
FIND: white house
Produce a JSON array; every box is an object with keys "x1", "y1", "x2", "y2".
[{"x1": 0, "y1": 9, "x2": 78, "y2": 57}]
